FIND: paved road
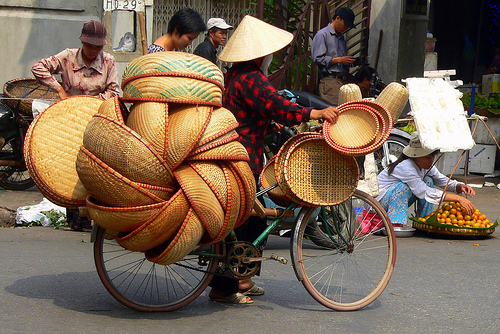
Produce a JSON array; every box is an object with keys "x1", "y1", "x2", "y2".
[{"x1": 1, "y1": 185, "x2": 500, "y2": 333}]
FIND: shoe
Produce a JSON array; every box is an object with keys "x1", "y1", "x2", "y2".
[
  {"x1": 240, "y1": 285, "x2": 265, "y2": 296},
  {"x1": 210, "y1": 292, "x2": 254, "y2": 304}
]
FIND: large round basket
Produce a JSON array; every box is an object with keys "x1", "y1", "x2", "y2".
[
  {"x1": 413, "y1": 221, "x2": 496, "y2": 237},
  {"x1": 283, "y1": 136, "x2": 359, "y2": 206},
  {"x1": 259, "y1": 156, "x2": 293, "y2": 207},
  {"x1": 323, "y1": 104, "x2": 380, "y2": 149},
  {"x1": 323, "y1": 100, "x2": 392, "y2": 156},
  {"x1": 24, "y1": 96, "x2": 104, "y2": 208},
  {"x1": 3, "y1": 78, "x2": 59, "y2": 117}
]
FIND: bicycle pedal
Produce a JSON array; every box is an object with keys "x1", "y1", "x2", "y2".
[
  {"x1": 242, "y1": 253, "x2": 288, "y2": 265},
  {"x1": 270, "y1": 253, "x2": 288, "y2": 265}
]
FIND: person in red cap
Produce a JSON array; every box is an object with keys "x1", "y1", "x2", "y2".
[
  {"x1": 312, "y1": 7, "x2": 356, "y2": 105},
  {"x1": 32, "y1": 20, "x2": 119, "y2": 100},
  {"x1": 193, "y1": 18, "x2": 233, "y2": 64},
  {"x1": 32, "y1": 20, "x2": 119, "y2": 231}
]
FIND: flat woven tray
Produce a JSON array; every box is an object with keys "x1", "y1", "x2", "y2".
[
  {"x1": 413, "y1": 221, "x2": 496, "y2": 237},
  {"x1": 3, "y1": 78, "x2": 59, "y2": 116}
]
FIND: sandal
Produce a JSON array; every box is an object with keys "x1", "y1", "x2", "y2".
[
  {"x1": 240, "y1": 285, "x2": 265, "y2": 296},
  {"x1": 210, "y1": 292, "x2": 254, "y2": 304}
]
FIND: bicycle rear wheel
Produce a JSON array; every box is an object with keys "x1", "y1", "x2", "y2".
[
  {"x1": 93, "y1": 227, "x2": 220, "y2": 311},
  {"x1": 290, "y1": 190, "x2": 396, "y2": 311}
]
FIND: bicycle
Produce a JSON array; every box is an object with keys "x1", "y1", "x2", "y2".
[{"x1": 92, "y1": 186, "x2": 396, "y2": 312}]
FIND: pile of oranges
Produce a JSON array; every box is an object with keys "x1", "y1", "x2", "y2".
[{"x1": 417, "y1": 202, "x2": 495, "y2": 229}]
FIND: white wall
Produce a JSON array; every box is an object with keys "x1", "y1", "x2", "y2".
[{"x1": 368, "y1": 0, "x2": 429, "y2": 83}]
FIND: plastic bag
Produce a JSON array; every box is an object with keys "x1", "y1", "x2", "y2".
[{"x1": 16, "y1": 198, "x2": 66, "y2": 227}]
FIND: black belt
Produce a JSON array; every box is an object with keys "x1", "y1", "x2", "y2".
[{"x1": 322, "y1": 73, "x2": 348, "y2": 81}]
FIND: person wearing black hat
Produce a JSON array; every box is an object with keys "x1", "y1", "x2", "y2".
[
  {"x1": 32, "y1": 20, "x2": 119, "y2": 100},
  {"x1": 32, "y1": 20, "x2": 119, "y2": 231},
  {"x1": 312, "y1": 7, "x2": 356, "y2": 105},
  {"x1": 193, "y1": 18, "x2": 233, "y2": 64}
]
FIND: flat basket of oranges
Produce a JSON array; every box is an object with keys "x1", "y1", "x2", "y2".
[{"x1": 410, "y1": 202, "x2": 498, "y2": 236}]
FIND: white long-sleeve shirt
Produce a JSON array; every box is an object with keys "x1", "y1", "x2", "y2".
[{"x1": 376, "y1": 159, "x2": 462, "y2": 205}]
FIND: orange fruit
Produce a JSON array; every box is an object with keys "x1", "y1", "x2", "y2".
[
  {"x1": 464, "y1": 215, "x2": 471, "y2": 221},
  {"x1": 479, "y1": 214, "x2": 487, "y2": 221},
  {"x1": 450, "y1": 208, "x2": 457, "y2": 215}
]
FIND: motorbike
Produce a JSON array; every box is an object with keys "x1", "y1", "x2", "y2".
[{"x1": 0, "y1": 100, "x2": 35, "y2": 190}]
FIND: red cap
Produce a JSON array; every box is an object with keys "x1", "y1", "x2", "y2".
[{"x1": 80, "y1": 20, "x2": 107, "y2": 46}]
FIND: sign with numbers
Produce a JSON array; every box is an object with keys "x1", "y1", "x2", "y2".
[{"x1": 103, "y1": 0, "x2": 144, "y2": 12}]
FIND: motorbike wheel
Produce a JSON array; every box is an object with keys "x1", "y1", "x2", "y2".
[{"x1": 0, "y1": 138, "x2": 35, "y2": 190}]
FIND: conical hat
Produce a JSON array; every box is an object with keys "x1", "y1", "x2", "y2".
[{"x1": 218, "y1": 15, "x2": 293, "y2": 62}]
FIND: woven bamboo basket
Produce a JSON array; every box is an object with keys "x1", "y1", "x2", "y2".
[
  {"x1": 145, "y1": 208, "x2": 204, "y2": 265},
  {"x1": 226, "y1": 160, "x2": 256, "y2": 229},
  {"x1": 174, "y1": 163, "x2": 226, "y2": 241},
  {"x1": 83, "y1": 114, "x2": 174, "y2": 187},
  {"x1": 121, "y1": 51, "x2": 224, "y2": 88},
  {"x1": 77, "y1": 146, "x2": 173, "y2": 207},
  {"x1": 122, "y1": 76, "x2": 223, "y2": 104},
  {"x1": 323, "y1": 100, "x2": 393, "y2": 156},
  {"x1": 195, "y1": 107, "x2": 239, "y2": 147},
  {"x1": 338, "y1": 83, "x2": 363, "y2": 105},
  {"x1": 86, "y1": 196, "x2": 167, "y2": 232},
  {"x1": 260, "y1": 156, "x2": 293, "y2": 207},
  {"x1": 375, "y1": 82, "x2": 409, "y2": 122},
  {"x1": 192, "y1": 161, "x2": 240, "y2": 244},
  {"x1": 164, "y1": 104, "x2": 213, "y2": 169},
  {"x1": 97, "y1": 95, "x2": 129, "y2": 123},
  {"x1": 24, "y1": 96, "x2": 103, "y2": 208},
  {"x1": 190, "y1": 130, "x2": 239, "y2": 156},
  {"x1": 323, "y1": 104, "x2": 380, "y2": 149},
  {"x1": 125, "y1": 101, "x2": 169, "y2": 156},
  {"x1": 121, "y1": 52, "x2": 224, "y2": 105},
  {"x1": 274, "y1": 133, "x2": 322, "y2": 205},
  {"x1": 116, "y1": 189, "x2": 190, "y2": 251},
  {"x1": 3, "y1": 78, "x2": 59, "y2": 117},
  {"x1": 413, "y1": 221, "x2": 496, "y2": 237},
  {"x1": 186, "y1": 140, "x2": 250, "y2": 161},
  {"x1": 283, "y1": 137, "x2": 359, "y2": 206}
]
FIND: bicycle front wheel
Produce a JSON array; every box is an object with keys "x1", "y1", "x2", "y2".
[
  {"x1": 93, "y1": 227, "x2": 220, "y2": 312},
  {"x1": 290, "y1": 190, "x2": 396, "y2": 311}
]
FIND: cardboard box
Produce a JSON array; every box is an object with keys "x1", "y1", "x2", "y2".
[
  {"x1": 436, "y1": 151, "x2": 466, "y2": 176},
  {"x1": 482, "y1": 82, "x2": 500, "y2": 94},
  {"x1": 468, "y1": 144, "x2": 497, "y2": 174},
  {"x1": 471, "y1": 117, "x2": 500, "y2": 145},
  {"x1": 482, "y1": 73, "x2": 500, "y2": 83}
]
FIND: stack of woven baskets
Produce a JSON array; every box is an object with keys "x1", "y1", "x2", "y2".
[
  {"x1": 261, "y1": 82, "x2": 409, "y2": 208},
  {"x1": 24, "y1": 52, "x2": 255, "y2": 264}
]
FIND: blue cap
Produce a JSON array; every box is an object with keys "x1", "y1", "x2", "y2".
[{"x1": 336, "y1": 7, "x2": 356, "y2": 29}]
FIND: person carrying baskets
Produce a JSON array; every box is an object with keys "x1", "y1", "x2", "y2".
[{"x1": 207, "y1": 15, "x2": 339, "y2": 304}]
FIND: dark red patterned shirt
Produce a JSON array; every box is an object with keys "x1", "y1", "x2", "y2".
[{"x1": 223, "y1": 62, "x2": 313, "y2": 174}]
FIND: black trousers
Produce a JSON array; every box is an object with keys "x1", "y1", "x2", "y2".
[{"x1": 208, "y1": 174, "x2": 267, "y2": 294}]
